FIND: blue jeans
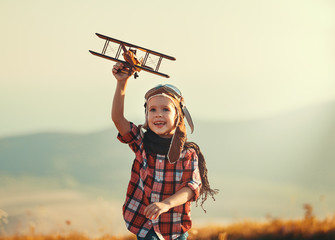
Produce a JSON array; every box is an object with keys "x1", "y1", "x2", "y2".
[{"x1": 137, "y1": 228, "x2": 188, "y2": 240}]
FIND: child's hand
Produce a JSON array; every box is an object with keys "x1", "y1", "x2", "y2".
[
  {"x1": 144, "y1": 202, "x2": 170, "y2": 220},
  {"x1": 112, "y1": 62, "x2": 133, "y2": 82}
]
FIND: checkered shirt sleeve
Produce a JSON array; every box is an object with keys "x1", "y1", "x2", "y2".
[
  {"x1": 179, "y1": 148, "x2": 202, "y2": 202},
  {"x1": 117, "y1": 122, "x2": 144, "y2": 159}
]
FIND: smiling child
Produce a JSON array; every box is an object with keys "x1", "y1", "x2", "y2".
[{"x1": 111, "y1": 63, "x2": 217, "y2": 240}]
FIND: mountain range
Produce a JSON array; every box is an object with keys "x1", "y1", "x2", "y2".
[{"x1": 1, "y1": 101, "x2": 335, "y2": 233}]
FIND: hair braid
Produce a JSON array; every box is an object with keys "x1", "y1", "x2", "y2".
[{"x1": 184, "y1": 142, "x2": 219, "y2": 213}]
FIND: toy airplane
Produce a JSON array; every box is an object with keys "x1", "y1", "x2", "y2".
[{"x1": 89, "y1": 33, "x2": 176, "y2": 78}]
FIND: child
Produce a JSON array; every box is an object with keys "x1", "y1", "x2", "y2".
[{"x1": 112, "y1": 63, "x2": 218, "y2": 240}]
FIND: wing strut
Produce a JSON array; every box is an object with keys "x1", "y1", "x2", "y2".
[
  {"x1": 155, "y1": 56, "x2": 163, "y2": 72},
  {"x1": 115, "y1": 44, "x2": 122, "y2": 59},
  {"x1": 102, "y1": 40, "x2": 109, "y2": 55},
  {"x1": 143, "y1": 52, "x2": 149, "y2": 67}
]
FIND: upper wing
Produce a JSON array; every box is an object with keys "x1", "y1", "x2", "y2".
[{"x1": 95, "y1": 33, "x2": 176, "y2": 61}]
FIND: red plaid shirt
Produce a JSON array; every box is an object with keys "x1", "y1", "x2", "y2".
[{"x1": 117, "y1": 123, "x2": 202, "y2": 240}]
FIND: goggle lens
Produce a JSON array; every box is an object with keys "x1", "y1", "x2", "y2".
[{"x1": 152, "y1": 84, "x2": 182, "y2": 98}]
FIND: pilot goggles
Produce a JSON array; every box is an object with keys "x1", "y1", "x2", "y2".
[{"x1": 145, "y1": 84, "x2": 183, "y2": 101}]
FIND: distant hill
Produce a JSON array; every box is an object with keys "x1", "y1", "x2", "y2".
[
  {"x1": 193, "y1": 102, "x2": 335, "y2": 192},
  {"x1": 1, "y1": 102, "x2": 335, "y2": 189},
  {"x1": 0, "y1": 128, "x2": 134, "y2": 196},
  {"x1": 1, "y1": 101, "x2": 335, "y2": 220}
]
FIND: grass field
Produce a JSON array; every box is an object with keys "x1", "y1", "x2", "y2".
[{"x1": 1, "y1": 205, "x2": 335, "y2": 240}]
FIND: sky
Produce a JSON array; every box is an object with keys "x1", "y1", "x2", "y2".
[{"x1": 1, "y1": 0, "x2": 334, "y2": 137}]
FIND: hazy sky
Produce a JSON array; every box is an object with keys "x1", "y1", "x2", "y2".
[{"x1": 1, "y1": 0, "x2": 334, "y2": 137}]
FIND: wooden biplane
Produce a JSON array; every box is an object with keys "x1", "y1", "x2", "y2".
[{"x1": 89, "y1": 33, "x2": 176, "y2": 78}]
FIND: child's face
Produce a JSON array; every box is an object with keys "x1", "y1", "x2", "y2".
[{"x1": 147, "y1": 96, "x2": 177, "y2": 138}]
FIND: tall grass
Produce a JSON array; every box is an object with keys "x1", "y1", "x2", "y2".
[
  {"x1": 188, "y1": 205, "x2": 335, "y2": 240},
  {"x1": 1, "y1": 205, "x2": 335, "y2": 240}
]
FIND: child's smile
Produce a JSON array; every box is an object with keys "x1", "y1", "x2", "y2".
[
  {"x1": 154, "y1": 121, "x2": 166, "y2": 127},
  {"x1": 147, "y1": 96, "x2": 177, "y2": 138}
]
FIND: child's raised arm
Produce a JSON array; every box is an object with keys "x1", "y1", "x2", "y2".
[{"x1": 111, "y1": 63, "x2": 132, "y2": 136}]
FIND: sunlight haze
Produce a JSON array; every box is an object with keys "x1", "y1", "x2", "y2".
[{"x1": 1, "y1": 0, "x2": 334, "y2": 137}]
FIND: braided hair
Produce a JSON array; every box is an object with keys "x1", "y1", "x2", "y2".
[{"x1": 184, "y1": 142, "x2": 219, "y2": 213}]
